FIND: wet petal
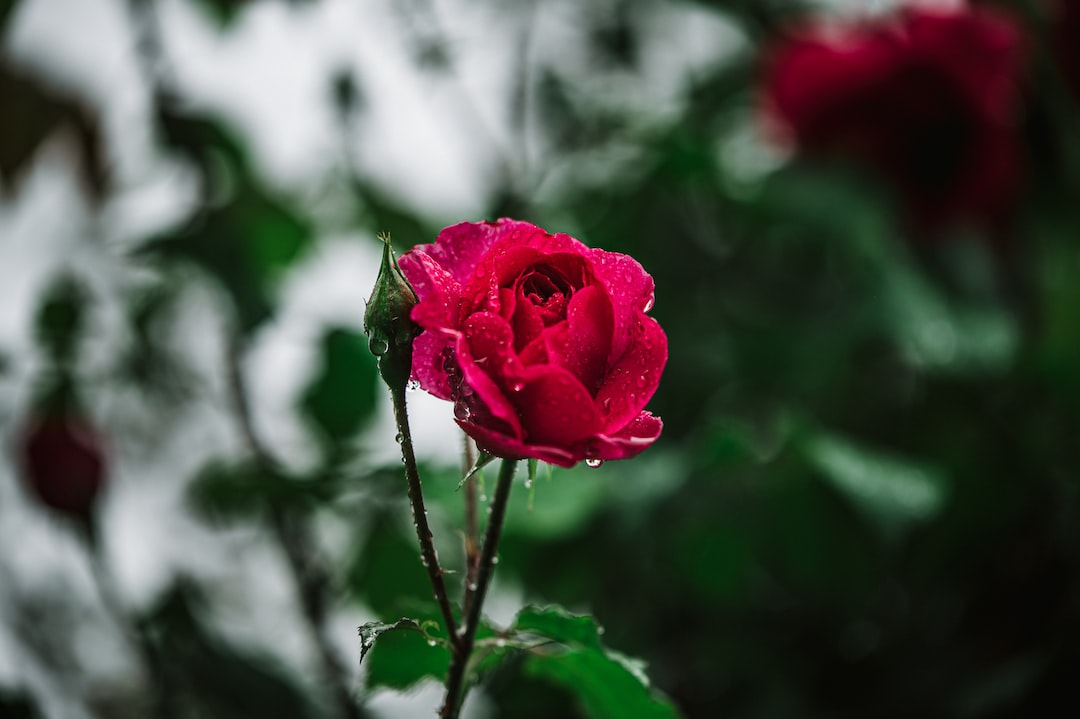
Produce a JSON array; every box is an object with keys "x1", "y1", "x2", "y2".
[
  {"x1": 399, "y1": 250, "x2": 461, "y2": 331},
  {"x1": 410, "y1": 330, "x2": 455, "y2": 400},
  {"x1": 459, "y1": 313, "x2": 523, "y2": 438},
  {"x1": 458, "y1": 421, "x2": 578, "y2": 467},
  {"x1": 587, "y1": 248, "x2": 657, "y2": 364},
  {"x1": 514, "y1": 365, "x2": 603, "y2": 446},
  {"x1": 594, "y1": 314, "x2": 667, "y2": 432},
  {"x1": 586, "y1": 411, "x2": 663, "y2": 462},
  {"x1": 545, "y1": 285, "x2": 613, "y2": 394}
]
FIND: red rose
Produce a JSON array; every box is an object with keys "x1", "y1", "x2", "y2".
[
  {"x1": 17, "y1": 412, "x2": 107, "y2": 520},
  {"x1": 399, "y1": 219, "x2": 666, "y2": 467},
  {"x1": 1047, "y1": 0, "x2": 1080, "y2": 100},
  {"x1": 763, "y1": 4, "x2": 1024, "y2": 228}
]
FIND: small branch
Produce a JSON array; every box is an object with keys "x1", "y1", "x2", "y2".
[
  {"x1": 86, "y1": 544, "x2": 176, "y2": 719},
  {"x1": 389, "y1": 385, "x2": 462, "y2": 649},
  {"x1": 440, "y1": 458, "x2": 518, "y2": 719},
  {"x1": 225, "y1": 340, "x2": 363, "y2": 719},
  {"x1": 461, "y1": 434, "x2": 480, "y2": 618}
]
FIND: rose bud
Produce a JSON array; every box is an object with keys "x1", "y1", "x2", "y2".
[
  {"x1": 17, "y1": 411, "x2": 107, "y2": 521},
  {"x1": 399, "y1": 219, "x2": 667, "y2": 468},
  {"x1": 365, "y1": 234, "x2": 421, "y2": 391},
  {"x1": 762, "y1": 4, "x2": 1025, "y2": 229}
]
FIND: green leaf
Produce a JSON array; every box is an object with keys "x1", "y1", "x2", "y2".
[
  {"x1": 513, "y1": 606, "x2": 604, "y2": 652},
  {"x1": 457, "y1": 451, "x2": 497, "y2": 490},
  {"x1": 801, "y1": 429, "x2": 949, "y2": 540},
  {"x1": 363, "y1": 620, "x2": 450, "y2": 690},
  {"x1": 506, "y1": 606, "x2": 680, "y2": 719},
  {"x1": 358, "y1": 617, "x2": 440, "y2": 663},
  {"x1": 300, "y1": 327, "x2": 378, "y2": 449},
  {"x1": 526, "y1": 650, "x2": 678, "y2": 719}
]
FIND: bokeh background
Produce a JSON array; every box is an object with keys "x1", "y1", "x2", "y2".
[{"x1": 3, "y1": 0, "x2": 1080, "y2": 717}]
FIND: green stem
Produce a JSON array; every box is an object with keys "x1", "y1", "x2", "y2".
[
  {"x1": 461, "y1": 435, "x2": 480, "y2": 619},
  {"x1": 390, "y1": 386, "x2": 461, "y2": 649},
  {"x1": 440, "y1": 458, "x2": 517, "y2": 719}
]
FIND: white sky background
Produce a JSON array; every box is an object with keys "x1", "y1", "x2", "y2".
[{"x1": 0, "y1": 0, "x2": 749, "y2": 715}]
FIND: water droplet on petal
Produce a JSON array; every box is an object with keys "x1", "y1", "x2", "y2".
[
  {"x1": 454, "y1": 403, "x2": 470, "y2": 421},
  {"x1": 642, "y1": 297, "x2": 655, "y2": 312},
  {"x1": 585, "y1": 458, "x2": 604, "y2": 469},
  {"x1": 511, "y1": 381, "x2": 524, "y2": 392}
]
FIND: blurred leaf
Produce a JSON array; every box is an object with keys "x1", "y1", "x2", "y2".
[
  {"x1": 0, "y1": 60, "x2": 106, "y2": 200},
  {"x1": 509, "y1": 606, "x2": 680, "y2": 719},
  {"x1": 34, "y1": 274, "x2": 88, "y2": 368},
  {"x1": 0, "y1": 690, "x2": 42, "y2": 719},
  {"x1": 801, "y1": 429, "x2": 949, "y2": 541},
  {"x1": 156, "y1": 106, "x2": 249, "y2": 183},
  {"x1": 362, "y1": 619, "x2": 450, "y2": 690},
  {"x1": 145, "y1": 580, "x2": 320, "y2": 719},
  {"x1": 142, "y1": 182, "x2": 312, "y2": 331},
  {"x1": 188, "y1": 460, "x2": 337, "y2": 521},
  {"x1": 191, "y1": 0, "x2": 247, "y2": 28},
  {"x1": 0, "y1": 0, "x2": 20, "y2": 34},
  {"x1": 345, "y1": 511, "x2": 437, "y2": 619},
  {"x1": 300, "y1": 327, "x2": 378, "y2": 451}
]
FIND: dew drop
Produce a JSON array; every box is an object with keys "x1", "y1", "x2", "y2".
[
  {"x1": 368, "y1": 337, "x2": 389, "y2": 356},
  {"x1": 454, "y1": 403, "x2": 471, "y2": 421},
  {"x1": 491, "y1": 555, "x2": 500, "y2": 565},
  {"x1": 585, "y1": 458, "x2": 604, "y2": 469},
  {"x1": 394, "y1": 432, "x2": 404, "y2": 443},
  {"x1": 427, "y1": 639, "x2": 437, "y2": 647},
  {"x1": 524, "y1": 478, "x2": 533, "y2": 489},
  {"x1": 511, "y1": 381, "x2": 524, "y2": 392},
  {"x1": 642, "y1": 297, "x2": 655, "y2": 312}
]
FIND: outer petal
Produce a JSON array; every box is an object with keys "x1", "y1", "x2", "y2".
[
  {"x1": 411, "y1": 330, "x2": 454, "y2": 400},
  {"x1": 594, "y1": 314, "x2": 667, "y2": 433},
  {"x1": 588, "y1": 248, "x2": 657, "y2": 365},
  {"x1": 417, "y1": 219, "x2": 548, "y2": 285},
  {"x1": 513, "y1": 365, "x2": 604, "y2": 446},
  {"x1": 458, "y1": 313, "x2": 524, "y2": 439},
  {"x1": 457, "y1": 421, "x2": 578, "y2": 467},
  {"x1": 583, "y1": 411, "x2": 664, "y2": 462},
  {"x1": 399, "y1": 250, "x2": 461, "y2": 331}
]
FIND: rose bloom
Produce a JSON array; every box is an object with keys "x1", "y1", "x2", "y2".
[
  {"x1": 399, "y1": 219, "x2": 666, "y2": 467},
  {"x1": 763, "y1": 3, "x2": 1025, "y2": 228}
]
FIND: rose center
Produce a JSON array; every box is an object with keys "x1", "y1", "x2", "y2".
[{"x1": 520, "y1": 267, "x2": 573, "y2": 326}]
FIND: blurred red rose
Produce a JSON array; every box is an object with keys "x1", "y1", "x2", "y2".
[
  {"x1": 18, "y1": 412, "x2": 107, "y2": 520},
  {"x1": 763, "y1": 4, "x2": 1025, "y2": 228},
  {"x1": 399, "y1": 219, "x2": 666, "y2": 467},
  {"x1": 1047, "y1": 0, "x2": 1080, "y2": 100}
]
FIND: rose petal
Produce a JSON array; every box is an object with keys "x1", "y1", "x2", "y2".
[
  {"x1": 544, "y1": 285, "x2": 613, "y2": 394},
  {"x1": 513, "y1": 365, "x2": 603, "y2": 446},
  {"x1": 457, "y1": 421, "x2": 578, "y2": 467},
  {"x1": 411, "y1": 330, "x2": 455, "y2": 400},
  {"x1": 584, "y1": 411, "x2": 664, "y2": 462},
  {"x1": 594, "y1": 314, "x2": 667, "y2": 433},
  {"x1": 587, "y1": 248, "x2": 657, "y2": 365},
  {"x1": 399, "y1": 250, "x2": 462, "y2": 331},
  {"x1": 415, "y1": 219, "x2": 546, "y2": 285},
  {"x1": 511, "y1": 286, "x2": 545, "y2": 352},
  {"x1": 458, "y1": 313, "x2": 524, "y2": 438}
]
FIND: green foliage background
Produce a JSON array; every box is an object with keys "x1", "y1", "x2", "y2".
[{"x1": 2, "y1": 0, "x2": 1079, "y2": 717}]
